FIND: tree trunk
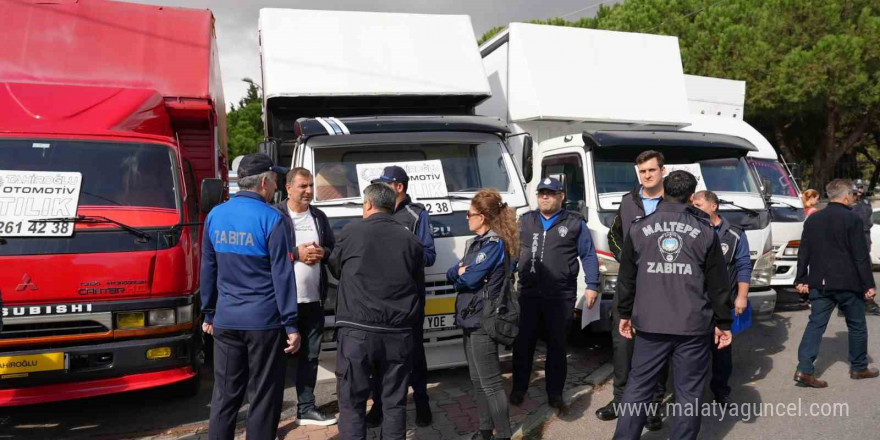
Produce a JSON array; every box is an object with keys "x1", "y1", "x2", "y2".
[
  {"x1": 773, "y1": 121, "x2": 798, "y2": 164},
  {"x1": 810, "y1": 105, "x2": 875, "y2": 191}
]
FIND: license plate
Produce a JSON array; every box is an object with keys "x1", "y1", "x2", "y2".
[
  {"x1": 0, "y1": 352, "x2": 65, "y2": 376},
  {"x1": 423, "y1": 314, "x2": 455, "y2": 330},
  {"x1": 421, "y1": 199, "x2": 453, "y2": 216}
]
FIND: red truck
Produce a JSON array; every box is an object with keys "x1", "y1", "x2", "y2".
[{"x1": 0, "y1": 0, "x2": 227, "y2": 406}]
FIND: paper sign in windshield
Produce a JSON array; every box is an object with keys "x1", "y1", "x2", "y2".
[
  {"x1": 0, "y1": 170, "x2": 82, "y2": 237},
  {"x1": 356, "y1": 160, "x2": 449, "y2": 200}
]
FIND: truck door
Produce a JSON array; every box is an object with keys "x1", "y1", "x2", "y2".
[{"x1": 540, "y1": 150, "x2": 589, "y2": 214}]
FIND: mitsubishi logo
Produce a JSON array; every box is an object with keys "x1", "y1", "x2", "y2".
[{"x1": 16, "y1": 273, "x2": 38, "y2": 291}]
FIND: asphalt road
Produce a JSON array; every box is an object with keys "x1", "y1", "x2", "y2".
[{"x1": 541, "y1": 297, "x2": 880, "y2": 439}]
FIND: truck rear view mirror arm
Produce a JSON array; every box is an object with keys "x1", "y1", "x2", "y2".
[{"x1": 200, "y1": 179, "x2": 224, "y2": 214}]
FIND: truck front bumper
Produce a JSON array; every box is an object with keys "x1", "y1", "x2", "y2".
[{"x1": 0, "y1": 333, "x2": 198, "y2": 407}]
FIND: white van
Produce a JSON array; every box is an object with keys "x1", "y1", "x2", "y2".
[
  {"x1": 478, "y1": 24, "x2": 777, "y2": 328},
  {"x1": 684, "y1": 75, "x2": 805, "y2": 297},
  {"x1": 257, "y1": 9, "x2": 529, "y2": 370}
]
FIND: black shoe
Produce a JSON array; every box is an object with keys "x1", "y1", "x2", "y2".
[
  {"x1": 509, "y1": 389, "x2": 525, "y2": 406},
  {"x1": 415, "y1": 401, "x2": 433, "y2": 427},
  {"x1": 548, "y1": 395, "x2": 566, "y2": 411},
  {"x1": 867, "y1": 305, "x2": 880, "y2": 316},
  {"x1": 470, "y1": 430, "x2": 494, "y2": 440},
  {"x1": 713, "y1": 395, "x2": 732, "y2": 406},
  {"x1": 366, "y1": 404, "x2": 382, "y2": 428},
  {"x1": 595, "y1": 400, "x2": 619, "y2": 421},
  {"x1": 296, "y1": 408, "x2": 338, "y2": 426},
  {"x1": 645, "y1": 415, "x2": 663, "y2": 431}
]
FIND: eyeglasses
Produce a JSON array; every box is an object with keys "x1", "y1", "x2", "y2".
[
  {"x1": 536, "y1": 191, "x2": 561, "y2": 198},
  {"x1": 466, "y1": 211, "x2": 483, "y2": 219}
]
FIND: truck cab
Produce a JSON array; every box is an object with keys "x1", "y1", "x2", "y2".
[
  {"x1": 478, "y1": 24, "x2": 777, "y2": 330},
  {"x1": 256, "y1": 9, "x2": 529, "y2": 369},
  {"x1": 0, "y1": 0, "x2": 226, "y2": 406}
]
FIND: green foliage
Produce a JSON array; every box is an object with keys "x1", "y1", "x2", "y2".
[
  {"x1": 226, "y1": 80, "x2": 264, "y2": 163},
  {"x1": 481, "y1": 0, "x2": 879, "y2": 190}
]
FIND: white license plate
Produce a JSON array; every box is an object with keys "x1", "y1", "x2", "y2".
[
  {"x1": 420, "y1": 199, "x2": 453, "y2": 216},
  {"x1": 423, "y1": 314, "x2": 455, "y2": 330}
]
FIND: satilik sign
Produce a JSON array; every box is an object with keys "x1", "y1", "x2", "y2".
[{"x1": 0, "y1": 170, "x2": 82, "y2": 237}]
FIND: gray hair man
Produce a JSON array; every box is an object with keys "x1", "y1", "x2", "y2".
[
  {"x1": 794, "y1": 178, "x2": 878, "y2": 388},
  {"x1": 328, "y1": 183, "x2": 426, "y2": 440}
]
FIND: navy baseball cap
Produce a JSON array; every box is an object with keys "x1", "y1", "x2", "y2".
[
  {"x1": 537, "y1": 177, "x2": 563, "y2": 192},
  {"x1": 237, "y1": 153, "x2": 289, "y2": 179},
  {"x1": 371, "y1": 165, "x2": 409, "y2": 184}
]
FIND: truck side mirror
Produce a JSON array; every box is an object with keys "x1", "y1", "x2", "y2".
[
  {"x1": 578, "y1": 200, "x2": 589, "y2": 219},
  {"x1": 522, "y1": 134, "x2": 534, "y2": 183},
  {"x1": 259, "y1": 139, "x2": 279, "y2": 161},
  {"x1": 200, "y1": 178, "x2": 224, "y2": 214}
]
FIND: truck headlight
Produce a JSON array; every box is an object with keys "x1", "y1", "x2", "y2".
[
  {"x1": 177, "y1": 305, "x2": 193, "y2": 324},
  {"x1": 598, "y1": 252, "x2": 620, "y2": 295},
  {"x1": 148, "y1": 309, "x2": 176, "y2": 327},
  {"x1": 782, "y1": 240, "x2": 799, "y2": 257},
  {"x1": 117, "y1": 312, "x2": 146, "y2": 329},
  {"x1": 751, "y1": 251, "x2": 776, "y2": 288}
]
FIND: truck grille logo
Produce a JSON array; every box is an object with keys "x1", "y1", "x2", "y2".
[{"x1": 16, "y1": 273, "x2": 38, "y2": 291}]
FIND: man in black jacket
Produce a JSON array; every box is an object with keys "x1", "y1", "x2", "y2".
[
  {"x1": 794, "y1": 178, "x2": 878, "y2": 388},
  {"x1": 613, "y1": 171, "x2": 732, "y2": 440},
  {"x1": 275, "y1": 168, "x2": 337, "y2": 426},
  {"x1": 598, "y1": 150, "x2": 668, "y2": 430},
  {"x1": 369, "y1": 165, "x2": 436, "y2": 426},
  {"x1": 328, "y1": 183, "x2": 425, "y2": 440}
]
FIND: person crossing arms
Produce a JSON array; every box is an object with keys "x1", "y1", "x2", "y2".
[
  {"x1": 200, "y1": 153, "x2": 300, "y2": 440},
  {"x1": 275, "y1": 167, "x2": 338, "y2": 426}
]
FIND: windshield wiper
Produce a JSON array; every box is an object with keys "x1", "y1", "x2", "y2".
[
  {"x1": 447, "y1": 194, "x2": 475, "y2": 201},
  {"x1": 770, "y1": 199, "x2": 800, "y2": 210},
  {"x1": 30, "y1": 215, "x2": 152, "y2": 242},
  {"x1": 718, "y1": 199, "x2": 760, "y2": 217}
]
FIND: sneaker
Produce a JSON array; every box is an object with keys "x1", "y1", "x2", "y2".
[
  {"x1": 296, "y1": 408, "x2": 338, "y2": 426},
  {"x1": 509, "y1": 389, "x2": 525, "y2": 406},
  {"x1": 415, "y1": 401, "x2": 433, "y2": 427},
  {"x1": 365, "y1": 404, "x2": 382, "y2": 428}
]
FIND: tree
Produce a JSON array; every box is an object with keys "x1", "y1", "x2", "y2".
[
  {"x1": 479, "y1": 0, "x2": 880, "y2": 190},
  {"x1": 226, "y1": 79, "x2": 264, "y2": 163}
]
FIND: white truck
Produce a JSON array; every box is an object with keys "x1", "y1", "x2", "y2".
[
  {"x1": 256, "y1": 9, "x2": 529, "y2": 370},
  {"x1": 684, "y1": 74, "x2": 805, "y2": 298},
  {"x1": 478, "y1": 23, "x2": 777, "y2": 329}
]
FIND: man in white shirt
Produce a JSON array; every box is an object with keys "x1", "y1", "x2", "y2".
[{"x1": 276, "y1": 168, "x2": 337, "y2": 426}]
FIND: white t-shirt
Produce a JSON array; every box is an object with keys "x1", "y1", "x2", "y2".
[{"x1": 288, "y1": 206, "x2": 322, "y2": 304}]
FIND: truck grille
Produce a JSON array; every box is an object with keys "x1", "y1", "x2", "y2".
[
  {"x1": 425, "y1": 281, "x2": 456, "y2": 296},
  {"x1": 1, "y1": 313, "x2": 112, "y2": 340}
]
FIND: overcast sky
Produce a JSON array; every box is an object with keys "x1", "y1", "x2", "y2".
[{"x1": 121, "y1": 0, "x2": 621, "y2": 109}]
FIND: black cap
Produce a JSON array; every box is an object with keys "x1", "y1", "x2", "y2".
[
  {"x1": 536, "y1": 177, "x2": 563, "y2": 192},
  {"x1": 371, "y1": 165, "x2": 409, "y2": 184},
  {"x1": 237, "y1": 153, "x2": 289, "y2": 179}
]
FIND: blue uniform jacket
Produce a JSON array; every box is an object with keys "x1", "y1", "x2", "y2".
[
  {"x1": 200, "y1": 191, "x2": 298, "y2": 334},
  {"x1": 447, "y1": 230, "x2": 509, "y2": 329}
]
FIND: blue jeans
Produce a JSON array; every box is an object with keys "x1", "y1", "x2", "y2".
[{"x1": 797, "y1": 288, "x2": 868, "y2": 374}]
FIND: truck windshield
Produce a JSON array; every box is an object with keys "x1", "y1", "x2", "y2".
[
  {"x1": 747, "y1": 158, "x2": 799, "y2": 198},
  {"x1": 595, "y1": 156, "x2": 760, "y2": 197},
  {"x1": 311, "y1": 141, "x2": 512, "y2": 201},
  {"x1": 0, "y1": 139, "x2": 178, "y2": 210}
]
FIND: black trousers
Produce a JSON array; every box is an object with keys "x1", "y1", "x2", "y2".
[
  {"x1": 209, "y1": 328, "x2": 287, "y2": 440},
  {"x1": 710, "y1": 343, "x2": 732, "y2": 399},
  {"x1": 512, "y1": 296, "x2": 575, "y2": 398},
  {"x1": 611, "y1": 308, "x2": 668, "y2": 403},
  {"x1": 337, "y1": 327, "x2": 413, "y2": 440},
  {"x1": 614, "y1": 332, "x2": 712, "y2": 440},
  {"x1": 369, "y1": 309, "x2": 429, "y2": 410},
  {"x1": 295, "y1": 301, "x2": 324, "y2": 415}
]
